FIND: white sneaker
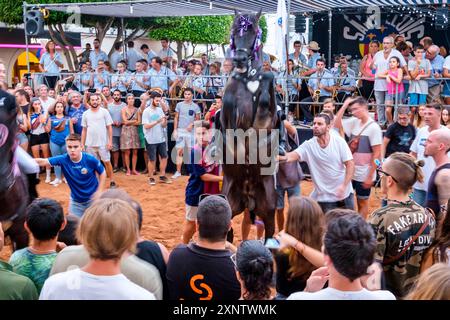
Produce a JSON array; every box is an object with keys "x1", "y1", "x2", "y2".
[
  {"x1": 50, "y1": 179, "x2": 62, "y2": 186},
  {"x1": 172, "y1": 171, "x2": 182, "y2": 179},
  {"x1": 45, "y1": 177, "x2": 51, "y2": 183}
]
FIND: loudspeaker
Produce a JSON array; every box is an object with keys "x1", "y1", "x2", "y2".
[
  {"x1": 435, "y1": 7, "x2": 448, "y2": 30},
  {"x1": 294, "y1": 15, "x2": 307, "y2": 33},
  {"x1": 25, "y1": 10, "x2": 44, "y2": 36}
]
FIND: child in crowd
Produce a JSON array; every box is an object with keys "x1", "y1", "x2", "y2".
[
  {"x1": 408, "y1": 45, "x2": 431, "y2": 124},
  {"x1": 9, "y1": 199, "x2": 66, "y2": 293},
  {"x1": 181, "y1": 120, "x2": 223, "y2": 244},
  {"x1": 381, "y1": 56, "x2": 404, "y2": 125}
]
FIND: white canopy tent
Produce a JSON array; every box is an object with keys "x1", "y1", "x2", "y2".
[
  {"x1": 24, "y1": 0, "x2": 448, "y2": 17},
  {"x1": 23, "y1": 0, "x2": 448, "y2": 69}
]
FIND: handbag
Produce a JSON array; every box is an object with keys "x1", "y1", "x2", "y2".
[{"x1": 348, "y1": 120, "x2": 375, "y2": 153}]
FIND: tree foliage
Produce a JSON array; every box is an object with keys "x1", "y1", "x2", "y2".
[
  {"x1": 149, "y1": 15, "x2": 267, "y2": 60},
  {"x1": 0, "y1": 0, "x2": 167, "y2": 70}
]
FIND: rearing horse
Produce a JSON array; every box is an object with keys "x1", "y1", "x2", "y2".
[
  {"x1": 218, "y1": 11, "x2": 286, "y2": 240},
  {"x1": 0, "y1": 89, "x2": 30, "y2": 250}
]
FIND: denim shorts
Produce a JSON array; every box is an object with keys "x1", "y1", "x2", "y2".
[
  {"x1": 69, "y1": 199, "x2": 92, "y2": 218},
  {"x1": 352, "y1": 180, "x2": 372, "y2": 200},
  {"x1": 276, "y1": 184, "x2": 301, "y2": 209},
  {"x1": 318, "y1": 193, "x2": 355, "y2": 213},
  {"x1": 409, "y1": 93, "x2": 427, "y2": 106},
  {"x1": 385, "y1": 91, "x2": 405, "y2": 104},
  {"x1": 111, "y1": 136, "x2": 120, "y2": 152},
  {"x1": 16, "y1": 132, "x2": 28, "y2": 145},
  {"x1": 443, "y1": 81, "x2": 450, "y2": 97}
]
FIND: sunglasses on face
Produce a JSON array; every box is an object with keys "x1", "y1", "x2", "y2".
[{"x1": 376, "y1": 168, "x2": 398, "y2": 183}]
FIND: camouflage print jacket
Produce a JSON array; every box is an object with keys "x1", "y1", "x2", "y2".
[{"x1": 368, "y1": 200, "x2": 436, "y2": 298}]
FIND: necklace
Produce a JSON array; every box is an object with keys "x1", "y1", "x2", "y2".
[
  {"x1": 29, "y1": 246, "x2": 56, "y2": 254},
  {"x1": 382, "y1": 198, "x2": 412, "y2": 206}
]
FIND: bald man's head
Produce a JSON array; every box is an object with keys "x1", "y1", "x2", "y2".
[{"x1": 424, "y1": 129, "x2": 450, "y2": 157}]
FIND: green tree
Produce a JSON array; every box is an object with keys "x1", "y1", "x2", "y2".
[
  {"x1": 0, "y1": 0, "x2": 167, "y2": 70},
  {"x1": 149, "y1": 15, "x2": 267, "y2": 61}
]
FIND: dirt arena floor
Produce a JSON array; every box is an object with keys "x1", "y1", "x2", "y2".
[{"x1": 1, "y1": 172, "x2": 382, "y2": 260}]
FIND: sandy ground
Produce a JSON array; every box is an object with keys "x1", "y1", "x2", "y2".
[{"x1": 1, "y1": 172, "x2": 382, "y2": 260}]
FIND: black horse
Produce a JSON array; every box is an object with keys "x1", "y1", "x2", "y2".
[
  {"x1": 0, "y1": 89, "x2": 30, "y2": 250},
  {"x1": 217, "y1": 11, "x2": 286, "y2": 240}
]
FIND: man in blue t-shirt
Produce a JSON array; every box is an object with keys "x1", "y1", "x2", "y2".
[{"x1": 35, "y1": 133, "x2": 106, "y2": 217}]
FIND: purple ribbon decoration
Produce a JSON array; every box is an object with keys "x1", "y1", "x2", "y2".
[{"x1": 238, "y1": 15, "x2": 253, "y2": 36}]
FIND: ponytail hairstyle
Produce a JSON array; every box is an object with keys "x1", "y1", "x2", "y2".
[
  {"x1": 385, "y1": 152, "x2": 425, "y2": 192},
  {"x1": 236, "y1": 240, "x2": 273, "y2": 300}
]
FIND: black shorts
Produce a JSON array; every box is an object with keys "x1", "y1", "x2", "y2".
[
  {"x1": 145, "y1": 142, "x2": 168, "y2": 161},
  {"x1": 30, "y1": 133, "x2": 49, "y2": 147}
]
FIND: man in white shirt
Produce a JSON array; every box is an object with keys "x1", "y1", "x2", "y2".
[
  {"x1": 81, "y1": 93, "x2": 116, "y2": 188},
  {"x1": 410, "y1": 103, "x2": 450, "y2": 206},
  {"x1": 287, "y1": 212, "x2": 396, "y2": 300},
  {"x1": 372, "y1": 36, "x2": 406, "y2": 128},
  {"x1": 142, "y1": 91, "x2": 171, "y2": 185},
  {"x1": 280, "y1": 113, "x2": 355, "y2": 213},
  {"x1": 335, "y1": 97, "x2": 382, "y2": 219},
  {"x1": 38, "y1": 84, "x2": 56, "y2": 113}
]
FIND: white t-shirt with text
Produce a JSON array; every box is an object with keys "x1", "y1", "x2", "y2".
[{"x1": 142, "y1": 106, "x2": 166, "y2": 144}]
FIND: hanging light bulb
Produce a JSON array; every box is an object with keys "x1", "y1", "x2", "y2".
[{"x1": 130, "y1": 3, "x2": 133, "y2": 14}]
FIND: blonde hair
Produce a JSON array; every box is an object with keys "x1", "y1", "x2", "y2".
[
  {"x1": 385, "y1": 153, "x2": 424, "y2": 192},
  {"x1": 405, "y1": 263, "x2": 450, "y2": 300},
  {"x1": 77, "y1": 198, "x2": 138, "y2": 260}
]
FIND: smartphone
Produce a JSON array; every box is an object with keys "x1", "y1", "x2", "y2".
[
  {"x1": 264, "y1": 238, "x2": 280, "y2": 250},
  {"x1": 88, "y1": 88, "x2": 96, "y2": 93}
]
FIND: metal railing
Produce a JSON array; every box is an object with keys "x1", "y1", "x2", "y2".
[{"x1": 25, "y1": 71, "x2": 450, "y2": 110}]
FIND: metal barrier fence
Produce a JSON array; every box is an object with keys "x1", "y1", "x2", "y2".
[{"x1": 27, "y1": 71, "x2": 450, "y2": 111}]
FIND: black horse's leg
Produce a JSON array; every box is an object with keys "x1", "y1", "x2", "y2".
[
  {"x1": 7, "y1": 215, "x2": 29, "y2": 250},
  {"x1": 261, "y1": 209, "x2": 276, "y2": 240},
  {"x1": 226, "y1": 228, "x2": 234, "y2": 243},
  {"x1": 25, "y1": 173, "x2": 39, "y2": 203}
]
